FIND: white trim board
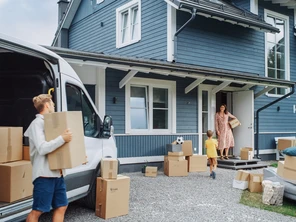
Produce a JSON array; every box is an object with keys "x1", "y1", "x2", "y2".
[{"x1": 118, "y1": 156, "x2": 164, "y2": 164}]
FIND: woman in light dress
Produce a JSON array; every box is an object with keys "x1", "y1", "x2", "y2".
[{"x1": 215, "y1": 104, "x2": 237, "y2": 160}]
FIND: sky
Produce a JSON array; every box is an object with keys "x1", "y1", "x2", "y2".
[{"x1": 0, "y1": 0, "x2": 58, "y2": 46}]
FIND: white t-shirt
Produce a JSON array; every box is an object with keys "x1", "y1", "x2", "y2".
[{"x1": 24, "y1": 114, "x2": 65, "y2": 182}]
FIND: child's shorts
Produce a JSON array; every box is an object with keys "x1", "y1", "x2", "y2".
[{"x1": 32, "y1": 176, "x2": 68, "y2": 213}]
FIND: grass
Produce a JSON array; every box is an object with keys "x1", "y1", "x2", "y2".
[
  {"x1": 240, "y1": 190, "x2": 296, "y2": 217},
  {"x1": 270, "y1": 162, "x2": 278, "y2": 168}
]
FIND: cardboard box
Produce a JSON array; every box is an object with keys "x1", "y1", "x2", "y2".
[
  {"x1": 0, "y1": 160, "x2": 32, "y2": 202},
  {"x1": 284, "y1": 156, "x2": 296, "y2": 171},
  {"x1": 95, "y1": 175, "x2": 130, "y2": 219},
  {"x1": 228, "y1": 119, "x2": 241, "y2": 129},
  {"x1": 145, "y1": 166, "x2": 157, "y2": 177},
  {"x1": 23, "y1": 146, "x2": 30, "y2": 161},
  {"x1": 164, "y1": 156, "x2": 188, "y2": 177},
  {"x1": 168, "y1": 151, "x2": 183, "y2": 156},
  {"x1": 167, "y1": 156, "x2": 185, "y2": 161},
  {"x1": 232, "y1": 180, "x2": 248, "y2": 190},
  {"x1": 166, "y1": 144, "x2": 182, "y2": 153},
  {"x1": 277, "y1": 161, "x2": 284, "y2": 177},
  {"x1": 0, "y1": 127, "x2": 23, "y2": 163},
  {"x1": 44, "y1": 111, "x2": 86, "y2": 170},
  {"x1": 240, "y1": 147, "x2": 253, "y2": 160},
  {"x1": 248, "y1": 173, "x2": 263, "y2": 193},
  {"x1": 101, "y1": 158, "x2": 118, "y2": 179},
  {"x1": 185, "y1": 155, "x2": 207, "y2": 172},
  {"x1": 172, "y1": 140, "x2": 193, "y2": 156},
  {"x1": 235, "y1": 170, "x2": 250, "y2": 181},
  {"x1": 278, "y1": 139, "x2": 296, "y2": 150}
]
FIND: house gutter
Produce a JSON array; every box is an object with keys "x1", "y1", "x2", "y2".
[
  {"x1": 173, "y1": 8, "x2": 197, "y2": 61},
  {"x1": 255, "y1": 85, "x2": 295, "y2": 159}
]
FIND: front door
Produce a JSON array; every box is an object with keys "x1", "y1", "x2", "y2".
[{"x1": 232, "y1": 90, "x2": 254, "y2": 156}]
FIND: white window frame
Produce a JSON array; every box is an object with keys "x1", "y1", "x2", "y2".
[
  {"x1": 116, "y1": 0, "x2": 141, "y2": 49},
  {"x1": 264, "y1": 9, "x2": 290, "y2": 97},
  {"x1": 125, "y1": 77, "x2": 176, "y2": 134},
  {"x1": 96, "y1": 0, "x2": 104, "y2": 4}
]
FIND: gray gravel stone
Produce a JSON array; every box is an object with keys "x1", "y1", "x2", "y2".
[{"x1": 40, "y1": 167, "x2": 296, "y2": 222}]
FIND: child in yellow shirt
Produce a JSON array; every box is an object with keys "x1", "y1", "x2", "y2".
[{"x1": 205, "y1": 130, "x2": 218, "y2": 179}]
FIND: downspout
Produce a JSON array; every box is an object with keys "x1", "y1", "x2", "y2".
[
  {"x1": 255, "y1": 85, "x2": 295, "y2": 159},
  {"x1": 173, "y1": 8, "x2": 197, "y2": 62}
]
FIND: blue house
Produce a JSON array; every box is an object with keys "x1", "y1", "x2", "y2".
[{"x1": 51, "y1": 0, "x2": 296, "y2": 169}]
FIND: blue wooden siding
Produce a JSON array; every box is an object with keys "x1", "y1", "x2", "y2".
[
  {"x1": 258, "y1": 133, "x2": 296, "y2": 150},
  {"x1": 69, "y1": 0, "x2": 167, "y2": 60},
  {"x1": 116, "y1": 134, "x2": 198, "y2": 158},
  {"x1": 253, "y1": 2, "x2": 296, "y2": 133},
  {"x1": 105, "y1": 68, "x2": 199, "y2": 134}
]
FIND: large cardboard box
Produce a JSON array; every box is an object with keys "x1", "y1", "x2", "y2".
[
  {"x1": 278, "y1": 139, "x2": 296, "y2": 150},
  {"x1": 0, "y1": 160, "x2": 32, "y2": 202},
  {"x1": 145, "y1": 166, "x2": 157, "y2": 177},
  {"x1": 248, "y1": 173, "x2": 263, "y2": 193},
  {"x1": 240, "y1": 147, "x2": 253, "y2": 160},
  {"x1": 168, "y1": 156, "x2": 185, "y2": 161},
  {"x1": 185, "y1": 155, "x2": 207, "y2": 172},
  {"x1": 44, "y1": 111, "x2": 86, "y2": 170},
  {"x1": 95, "y1": 175, "x2": 130, "y2": 219},
  {"x1": 166, "y1": 144, "x2": 182, "y2": 153},
  {"x1": 284, "y1": 156, "x2": 296, "y2": 170},
  {"x1": 164, "y1": 156, "x2": 188, "y2": 177},
  {"x1": 235, "y1": 170, "x2": 250, "y2": 181},
  {"x1": 0, "y1": 127, "x2": 23, "y2": 163},
  {"x1": 168, "y1": 151, "x2": 183, "y2": 156},
  {"x1": 101, "y1": 158, "x2": 118, "y2": 179},
  {"x1": 232, "y1": 180, "x2": 248, "y2": 190},
  {"x1": 233, "y1": 170, "x2": 250, "y2": 190},
  {"x1": 277, "y1": 161, "x2": 284, "y2": 177},
  {"x1": 23, "y1": 146, "x2": 30, "y2": 161},
  {"x1": 172, "y1": 140, "x2": 193, "y2": 156}
]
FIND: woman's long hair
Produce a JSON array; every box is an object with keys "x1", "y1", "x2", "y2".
[{"x1": 218, "y1": 104, "x2": 228, "y2": 114}]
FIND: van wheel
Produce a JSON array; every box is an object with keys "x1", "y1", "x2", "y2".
[{"x1": 81, "y1": 168, "x2": 100, "y2": 210}]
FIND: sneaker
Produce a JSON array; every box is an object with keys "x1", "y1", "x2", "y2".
[
  {"x1": 210, "y1": 173, "x2": 213, "y2": 177},
  {"x1": 212, "y1": 171, "x2": 216, "y2": 179}
]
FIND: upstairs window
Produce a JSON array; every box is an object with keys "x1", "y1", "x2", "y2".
[
  {"x1": 265, "y1": 10, "x2": 290, "y2": 96},
  {"x1": 96, "y1": 0, "x2": 104, "y2": 4},
  {"x1": 116, "y1": 0, "x2": 141, "y2": 48}
]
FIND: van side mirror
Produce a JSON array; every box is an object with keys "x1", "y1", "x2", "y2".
[{"x1": 101, "y1": 115, "x2": 113, "y2": 138}]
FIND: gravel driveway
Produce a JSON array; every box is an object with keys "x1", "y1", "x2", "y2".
[{"x1": 40, "y1": 167, "x2": 295, "y2": 222}]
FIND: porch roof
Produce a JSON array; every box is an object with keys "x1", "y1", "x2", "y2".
[
  {"x1": 165, "y1": 0, "x2": 279, "y2": 33},
  {"x1": 46, "y1": 46, "x2": 295, "y2": 98}
]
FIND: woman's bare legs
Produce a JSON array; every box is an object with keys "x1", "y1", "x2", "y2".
[
  {"x1": 225, "y1": 148, "x2": 229, "y2": 159},
  {"x1": 220, "y1": 148, "x2": 224, "y2": 160}
]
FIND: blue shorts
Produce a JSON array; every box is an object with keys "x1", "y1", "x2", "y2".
[{"x1": 32, "y1": 177, "x2": 68, "y2": 213}]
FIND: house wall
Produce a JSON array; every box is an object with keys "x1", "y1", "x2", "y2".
[{"x1": 69, "y1": 0, "x2": 167, "y2": 60}]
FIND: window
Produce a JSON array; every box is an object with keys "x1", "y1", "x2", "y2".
[
  {"x1": 265, "y1": 10, "x2": 289, "y2": 96},
  {"x1": 96, "y1": 0, "x2": 104, "y2": 4},
  {"x1": 126, "y1": 78, "x2": 176, "y2": 134},
  {"x1": 116, "y1": 0, "x2": 141, "y2": 48},
  {"x1": 66, "y1": 84, "x2": 99, "y2": 138}
]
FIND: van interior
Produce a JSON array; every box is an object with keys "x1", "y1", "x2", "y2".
[{"x1": 0, "y1": 49, "x2": 54, "y2": 145}]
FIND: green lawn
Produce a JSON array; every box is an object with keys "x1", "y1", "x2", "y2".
[{"x1": 240, "y1": 190, "x2": 296, "y2": 217}]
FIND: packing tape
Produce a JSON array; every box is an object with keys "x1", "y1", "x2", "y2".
[
  {"x1": 7, "y1": 128, "x2": 12, "y2": 161},
  {"x1": 108, "y1": 172, "x2": 113, "y2": 178}
]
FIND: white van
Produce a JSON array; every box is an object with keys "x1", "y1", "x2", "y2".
[{"x1": 0, "y1": 33, "x2": 117, "y2": 222}]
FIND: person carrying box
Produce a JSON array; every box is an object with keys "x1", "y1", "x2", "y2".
[
  {"x1": 24, "y1": 94, "x2": 72, "y2": 222},
  {"x1": 205, "y1": 130, "x2": 218, "y2": 179}
]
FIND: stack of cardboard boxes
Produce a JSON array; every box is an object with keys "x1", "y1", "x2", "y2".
[
  {"x1": 96, "y1": 158, "x2": 130, "y2": 219},
  {"x1": 277, "y1": 156, "x2": 296, "y2": 180},
  {"x1": 164, "y1": 140, "x2": 207, "y2": 176},
  {"x1": 232, "y1": 170, "x2": 263, "y2": 193},
  {"x1": 0, "y1": 127, "x2": 33, "y2": 203}
]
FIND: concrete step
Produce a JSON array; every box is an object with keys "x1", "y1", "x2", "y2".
[{"x1": 217, "y1": 163, "x2": 270, "y2": 170}]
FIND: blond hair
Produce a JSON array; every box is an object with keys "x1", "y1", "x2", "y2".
[{"x1": 33, "y1": 94, "x2": 52, "y2": 113}]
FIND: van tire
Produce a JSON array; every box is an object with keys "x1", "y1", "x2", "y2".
[{"x1": 81, "y1": 168, "x2": 100, "y2": 210}]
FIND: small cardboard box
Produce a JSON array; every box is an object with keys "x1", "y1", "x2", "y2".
[
  {"x1": 172, "y1": 140, "x2": 193, "y2": 156},
  {"x1": 168, "y1": 151, "x2": 183, "y2": 156},
  {"x1": 278, "y1": 139, "x2": 296, "y2": 150},
  {"x1": 0, "y1": 160, "x2": 33, "y2": 202},
  {"x1": 228, "y1": 119, "x2": 241, "y2": 129},
  {"x1": 284, "y1": 156, "x2": 296, "y2": 171},
  {"x1": 235, "y1": 170, "x2": 250, "y2": 181},
  {"x1": 23, "y1": 146, "x2": 30, "y2": 161},
  {"x1": 185, "y1": 155, "x2": 207, "y2": 172},
  {"x1": 232, "y1": 180, "x2": 248, "y2": 190},
  {"x1": 164, "y1": 156, "x2": 188, "y2": 177},
  {"x1": 277, "y1": 161, "x2": 284, "y2": 177},
  {"x1": 248, "y1": 173, "x2": 263, "y2": 193},
  {"x1": 44, "y1": 111, "x2": 86, "y2": 170},
  {"x1": 95, "y1": 175, "x2": 130, "y2": 219},
  {"x1": 240, "y1": 147, "x2": 253, "y2": 160},
  {"x1": 101, "y1": 158, "x2": 118, "y2": 179},
  {"x1": 0, "y1": 127, "x2": 23, "y2": 163},
  {"x1": 145, "y1": 166, "x2": 157, "y2": 177},
  {"x1": 166, "y1": 144, "x2": 182, "y2": 153}
]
